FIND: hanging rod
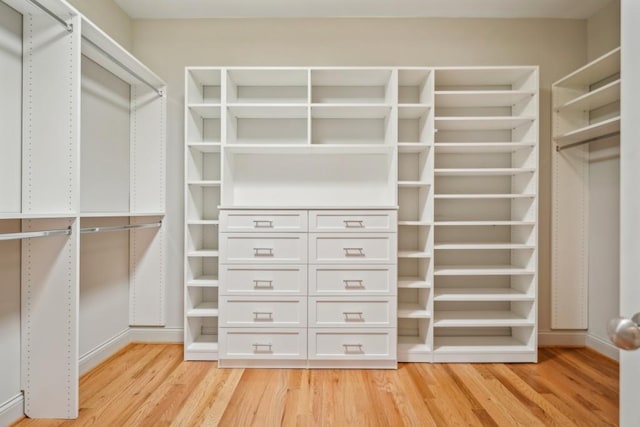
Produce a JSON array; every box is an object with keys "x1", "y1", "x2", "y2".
[
  {"x1": 81, "y1": 36, "x2": 164, "y2": 98},
  {"x1": 0, "y1": 228, "x2": 71, "y2": 241},
  {"x1": 27, "y1": 0, "x2": 73, "y2": 32},
  {"x1": 556, "y1": 131, "x2": 620, "y2": 152},
  {"x1": 80, "y1": 221, "x2": 162, "y2": 235}
]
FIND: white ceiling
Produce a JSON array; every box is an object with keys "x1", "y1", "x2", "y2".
[{"x1": 114, "y1": 0, "x2": 611, "y2": 20}]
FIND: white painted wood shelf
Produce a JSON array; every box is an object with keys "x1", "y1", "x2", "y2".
[
  {"x1": 434, "y1": 310, "x2": 533, "y2": 327},
  {"x1": 434, "y1": 288, "x2": 533, "y2": 301}
]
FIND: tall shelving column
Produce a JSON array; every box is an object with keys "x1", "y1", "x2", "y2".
[
  {"x1": 396, "y1": 68, "x2": 435, "y2": 362},
  {"x1": 432, "y1": 67, "x2": 539, "y2": 362},
  {"x1": 551, "y1": 48, "x2": 620, "y2": 329},
  {"x1": 184, "y1": 68, "x2": 223, "y2": 360}
]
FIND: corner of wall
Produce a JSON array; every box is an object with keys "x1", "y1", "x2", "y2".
[{"x1": 587, "y1": 0, "x2": 621, "y2": 61}]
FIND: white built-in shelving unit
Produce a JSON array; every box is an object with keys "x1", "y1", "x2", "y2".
[
  {"x1": 0, "y1": 0, "x2": 166, "y2": 419},
  {"x1": 551, "y1": 47, "x2": 620, "y2": 329},
  {"x1": 432, "y1": 67, "x2": 539, "y2": 363},
  {"x1": 184, "y1": 65, "x2": 538, "y2": 366}
]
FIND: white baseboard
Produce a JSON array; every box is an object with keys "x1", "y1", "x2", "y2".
[
  {"x1": 585, "y1": 334, "x2": 620, "y2": 361},
  {"x1": 128, "y1": 327, "x2": 183, "y2": 343},
  {"x1": 0, "y1": 394, "x2": 24, "y2": 426},
  {"x1": 79, "y1": 328, "x2": 130, "y2": 375},
  {"x1": 538, "y1": 331, "x2": 586, "y2": 347}
]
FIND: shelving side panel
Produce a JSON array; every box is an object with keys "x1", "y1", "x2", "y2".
[
  {"x1": 21, "y1": 218, "x2": 79, "y2": 418},
  {"x1": 22, "y1": 12, "x2": 80, "y2": 215},
  {"x1": 129, "y1": 216, "x2": 166, "y2": 326},
  {"x1": 0, "y1": 5, "x2": 22, "y2": 214},
  {"x1": 130, "y1": 85, "x2": 166, "y2": 214},
  {"x1": 80, "y1": 56, "x2": 130, "y2": 214}
]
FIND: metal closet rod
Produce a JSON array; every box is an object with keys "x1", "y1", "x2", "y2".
[
  {"x1": 0, "y1": 228, "x2": 71, "y2": 241},
  {"x1": 556, "y1": 131, "x2": 620, "y2": 152},
  {"x1": 25, "y1": 0, "x2": 164, "y2": 98},
  {"x1": 80, "y1": 221, "x2": 162, "y2": 234}
]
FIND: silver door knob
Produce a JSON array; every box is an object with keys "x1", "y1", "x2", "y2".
[{"x1": 608, "y1": 312, "x2": 640, "y2": 350}]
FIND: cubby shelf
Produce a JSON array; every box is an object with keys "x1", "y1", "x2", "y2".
[
  {"x1": 433, "y1": 336, "x2": 533, "y2": 353},
  {"x1": 398, "y1": 250, "x2": 432, "y2": 258},
  {"x1": 186, "y1": 302, "x2": 220, "y2": 317},
  {"x1": 434, "y1": 265, "x2": 535, "y2": 276},
  {"x1": 434, "y1": 168, "x2": 535, "y2": 176},
  {"x1": 398, "y1": 143, "x2": 431, "y2": 153},
  {"x1": 188, "y1": 143, "x2": 222, "y2": 153},
  {"x1": 398, "y1": 221, "x2": 431, "y2": 226},
  {"x1": 187, "y1": 276, "x2": 219, "y2": 288},
  {"x1": 434, "y1": 288, "x2": 533, "y2": 301},
  {"x1": 398, "y1": 277, "x2": 432, "y2": 288},
  {"x1": 398, "y1": 181, "x2": 431, "y2": 188},
  {"x1": 434, "y1": 243, "x2": 536, "y2": 250},
  {"x1": 434, "y1": 90, "x2": 535, "y2": 108},
  {"x1": 434, "y1": 194, "x2": 535, "y2": 199},
  {"x1": 188, "y1": 104, "x2": 222, "y2": 119},
  {"x1": 187, "y1": 250, "x2": 219, "y2": 258},
  {"x1": 434, "y1": 311, "x2": 533, "y2": 327},
  {"x1": 186, "y1": 336, "x2": 219, "y2": 352},
  {"x1": 435, "y1": 220, "x2": 536, "y2": 226},
  {"x1": 435, "y1": 116, "x2": 535, "y2": 131},
  {"x1": 398, "y1": 337, "x2": 432, "y2": 353},
  {"x1": 398, "y1": 304, "x2": 432, "y2": 319},
  {"x1": 434, "y1": 142, "x2": 535, "y2": 154}
]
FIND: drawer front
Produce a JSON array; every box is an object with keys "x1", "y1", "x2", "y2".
[
  {"x1": 220, "y1": 233, "x2": 307, "y2": 264},
  {"x1": 220, "y1": 210, "x2": 307, "y2": 232},
  {"x1": 309, "y1": 210, "x2": 397, "y2": 233},
  {"x1": 308, "y1": 329, "x2": 396, "y2": 360},
  {"x1": 220, "y1": 265, "x2": 307, "y2": 295},
  {"x1": 309, "y1": 233, "x2": 395, "y2": 264},
  {"x1": 219, "y1": 328, "x2": 307, "y2": 359},
  {"x1": 220, "y1": 296, "x2": 306, "y2": 327},
  {"x1": 309, "y1": 265, "x2": 396, "y2": 295},
  {"x1": 309, "y1": 297, "x2": 396, "y2": 328}
]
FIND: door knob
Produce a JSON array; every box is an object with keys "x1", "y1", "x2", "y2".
[{"x1": 608, "y1": 312, "x2": 640, "y2": 350}]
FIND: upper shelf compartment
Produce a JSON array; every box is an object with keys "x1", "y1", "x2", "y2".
[
  {"x1": 187, "y1": 68, "x2": 222, "y2": 104},
  {"x1": 227, "y1": 68, "x2": 308, "y2": 104},
  {"x1": 398, "y1": 69, "x2": 433, "y2": 105},
  {"x1": 553, "y1": 48, "x2": 620, "y2": 89},
  {"x1": 435, "y1": 67, "x2": 538, "y2": 92},
  {"x1": 311, "y1": 69, "x2": 394, "y2": 104}
]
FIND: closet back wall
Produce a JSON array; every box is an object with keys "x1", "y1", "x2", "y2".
[{"x1": 129, "y1": 17, "x2": 587, "y2": 339}]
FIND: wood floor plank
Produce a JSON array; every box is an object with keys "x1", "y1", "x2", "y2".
[{"x1": 11, "y1": 344, "x2": 620, "y2": 427}]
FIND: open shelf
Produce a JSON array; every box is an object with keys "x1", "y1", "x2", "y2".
[
  {"x1": 556, "y1": 79, "x2": 620, "y2": 113},
  {"x1": 554, "y1": 116, "x2": 620, "y2": 147},
  {"x1": 188, "y1": 142, "x2": 222, "y2": 153},
  {"x1": 398, "y1": 143, "x2": 431, "y2": 153},
  {"x1": 398, "y1": 221, "x2": 431, "y2": 226},
  {"x1": 435, "y1": 220, "x2": 535, "y2": 226},
  {"x1": 188, "y1": 104, "x2": 221, "y2": 119},
  {"x1": 434, "y1": 310, "x2": 533, "y2": 327},
  {"x1": 398, "y1": 181, "x2": 431, "y2": 189},
  {"x1": 434, "y1": 288, "x2": 533, "y2": 301},
  {"x1": 398, "y1": 336, "x2": 432, "y2": 353},
  {"x1": 434, "y1": 243, "x2": 535, "y2": 250},
  {"x1": 186, "y1": 335, "x2": 219, "y2": 353},
  {"x1": 434, "y1": 142, "x2": 534, "y2": 154},
  {"x1": 398, "y1": 276, "x2": 431, "y2": 288},
  {"x1": 187, "y1": 250, "x2": 220, "y2": 258},
  {"x1": 311, "y1": 104, "x2": 392, "y2": 119},
  {"x1": 224, "y1": 144, "x2": 393, "y2": 154},
  {"x1": 187, "y1": 180, "x2": 222, "y2": 187},
  {"x1": 186, "y1": 301, "x2": 219, "y2": 317},
  {"x1": 398, "y1": 250, "x2": 431, "y2": 259},
  {"x1": 433, "y1": 336, "x2": 533, "y2": 353},
  {"x1": 434, "y1": 168, "x2": 535, "y2": 176},
  {"x1": 435, "y1": 116, "x2": 535, "y2": 131},
  {"x1": 187, "y1": 275, "x2": 219, "y2": 288},
  {"x1": 553, "y1": 47, "x2": 620, "y2": 88},
  {"x1": 435, "y1": 91, "x2": 534, "y2": 108},
  {"x1": 434, "y1": 194, "x2": 535, "y2": 199},
  {"x1": 398, "y1": 304, "x2": 431, "y2": 319},
  {"x1": 434, "y1": 265, "x2": 535, "y2": 276}
]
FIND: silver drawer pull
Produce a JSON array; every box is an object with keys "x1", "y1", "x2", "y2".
[
  {"x1": 254, "y1": 247, "x2": 274, "y2": 257},
  {"x1": 343, "y1": 247, "x2": 364, "y2": 257},
  {"x1": 253, "y1": 280, "x2": 273, "y2": 289},
  {"x1": 343, "y1": 311, "x2": 364, "y2": 321},
  {"x1": 252, "y1": 343, "x2": 273, "y2": 353},
  {"x1": 342, "y1": 343, "x2": 364, "y2": 354},
  {"x1": 343, "y1": 220, "x2": 364, "y2": 228},
  {"x1": 253, "y1": 311, "x2": 273, "y2": 321},
  {"x1": 253, "y1": 220, "x2": 273, "y2": 228},
  {"x1": 343, "y1": 279, "x2": 364, "y2": 289}
]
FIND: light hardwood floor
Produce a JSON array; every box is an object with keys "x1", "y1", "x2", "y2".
[{"x1": 13, "y1": 344, "x2": 618, "y2": 426}]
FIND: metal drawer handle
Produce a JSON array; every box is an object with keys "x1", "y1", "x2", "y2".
[
  {"x1": 254, "y1": 247, "x2": 274, "y2": 257},
  {"x1": 342, "y1": 343, "x2": 364, "y2": 354},
  {"x1": 343, "y1": 247, "x2": 365, "y2": 257},
  {"x1": 253, "y1": 280, "x2": 273, "y2": 289},
  {"x1": 344, "y1": 220, "x2": 364, "y2": 228},
  {"x1": 253, "y1": 220, "x2": 273, "y2": 228},
  {"x1": 253, "y1": 311, "x2": 273, "y2": 321},
  {"x1": 343, "y1": 311, "x2": 364, "y2": 321},
  {"x1": 343, "y1": 279, "x2": 364, "y2": 289},
  {"x1": 252, "y1": 343, "x2": 273, "y2": 353}
]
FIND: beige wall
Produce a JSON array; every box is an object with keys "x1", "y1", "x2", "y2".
[
  {"x1": 587, "y1": 0, "x2": 620, "y2": 60},
  {"x1": 67, "y1": 0, "x2": 133, "y2": 50},
  {"x1": 131, "y1": 17, "x2": 588, "y2": 332}
]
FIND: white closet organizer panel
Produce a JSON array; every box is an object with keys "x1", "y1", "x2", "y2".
[
  {"x1": 220, "y1": 233, "x2": 308, "y2": 264},
  {"x1": 308, "y1": 328, "x2": 396, "y2": 360},
  {"x1": 308, "y1": 210, "x2": 396, "y2": 232},
  {"x1": 220, "y1": 264, "x2": 307, "y2": 295},
  {"x1": 219, "y1": 296, "x2": 306, "y2": 327},
  {"x1": 219, "y1": 328, "x2": 307, "y2": 359},
  {"x1": 309, "y1": 233, "x2": 396, "y2": 264},
  {"x1": 308, "y1": 297, "x2": 397, "y2": 327},
  {"x1": 308, "y1": 265, "x2": 396, "y2": 295},
  {"x1": 220, "y1": 210, "x2": 307, "y2": 232}
]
